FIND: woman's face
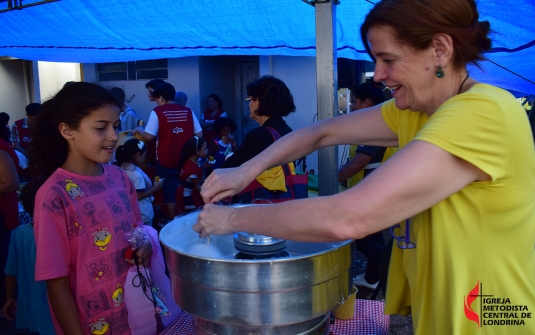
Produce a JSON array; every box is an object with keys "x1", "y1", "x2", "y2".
[
  {"x1": 207, "y1": 97, "x2": 219, "y2": 111},
  {"x1": 368, "y1": 25, "x2": 435, "y2": 112},
  {"x1": 248, "y1": 97, "x2": 260, "y2": 122}
]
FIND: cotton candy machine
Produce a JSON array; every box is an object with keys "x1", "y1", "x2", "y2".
[{"x1": 159, "y1": 209, "x2": 353, "y2": 335}]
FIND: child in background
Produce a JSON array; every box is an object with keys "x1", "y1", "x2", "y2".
[
  {"x1": 116, "y1": 138, "x2": 163, "y2": 226},
  {"x1": 109, "y1": 87, "x2": 140, "y2": 132},
  {"x1": 3, "y1": 182, "x2": 55, "y2": 335},
  {"x1": 27, "y1": 82, "x2": 153, "y2": 335},
  {"x1": 178, "y1": 136, "x2": 208, "y2": 213},
  {"x1": 208, "y1": 117, "x2": 237, "y2": 171}
]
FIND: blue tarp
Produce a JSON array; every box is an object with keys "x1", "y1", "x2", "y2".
[{"x1": 0, "y1": 0, "x2": 534, "y2": 94}]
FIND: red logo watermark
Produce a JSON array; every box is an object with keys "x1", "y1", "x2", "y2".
[{"x1": 464, "y1": 280, "x2": 480, "y2": 328}]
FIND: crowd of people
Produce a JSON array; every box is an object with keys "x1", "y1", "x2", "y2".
[
  {"x1": 0, "y1": 71, "x2": 300, "y2": 334},
  {"x1": 1, "y1": 0, "x2": 534, "y2": 334}
]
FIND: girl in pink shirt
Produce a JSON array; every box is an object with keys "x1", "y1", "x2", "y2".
[{"x1": 27, "y1": 82, "x2": 154, "y2": 335}]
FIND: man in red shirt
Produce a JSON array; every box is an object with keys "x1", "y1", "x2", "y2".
[
  {"x1": 134, "y1": 83, "x2": 203, "y2": 219},
  {"x1": 11, "y1": 103, "x2": 42, "y2": 158}
]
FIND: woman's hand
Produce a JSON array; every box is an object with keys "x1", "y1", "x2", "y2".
[
  {"x1": 200, "y1": 167, "x2": 255, "y2": 203},
  {"x1": 194, "y1": 204, "x2": 237, "y2": 237}
]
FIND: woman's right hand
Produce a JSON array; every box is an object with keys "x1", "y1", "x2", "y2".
[{"x1": 200, "y1": 167, "x2": 254, "y2": 203}]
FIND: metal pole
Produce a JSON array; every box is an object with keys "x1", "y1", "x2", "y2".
[{"x1": 315, "y1": 0, "x2": 339, "y2": 196}]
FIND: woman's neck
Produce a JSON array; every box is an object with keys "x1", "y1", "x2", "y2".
[
  {"x1": 210, "y1": 108, "x2": 219, "y2": 115},
  {"x1": 256, "y1": 115, "x2": 270, "y2": 126}
]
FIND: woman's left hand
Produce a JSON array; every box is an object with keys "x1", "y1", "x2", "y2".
[
  {"x1": 194, "y1": 204, "x2": 237, "y2": 238},
  {"x1": 125, "y1": 244, "x2": 153, "y2": 266}
]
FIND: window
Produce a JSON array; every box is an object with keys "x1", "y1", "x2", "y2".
[{"x1": 97, "y1": 59, "x2": 168, "y2": 81}]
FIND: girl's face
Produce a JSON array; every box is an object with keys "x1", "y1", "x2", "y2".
[
  {"x1": 62, "y1": 104, "x2": 120, "y2": 173},
  {"x1": 219, "y1": 126, "x2": 232, "y2": 139},
  {"x1": 196, "y1": 142, "x2": 209, "y2": 158},
  {"x1": 135, "y1": 150, "x2": 147, "y2": 166}
]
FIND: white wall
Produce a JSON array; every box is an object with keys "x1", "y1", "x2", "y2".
[
  {"x1": 37, "y1": 61, "x2": 81, "y2": 101},
  {"x1": 83, "y1": 57, "x2": 202, "y2": 123},
  {"x1": 0, "y1": 59, "x2": 29, "y2": 122}
]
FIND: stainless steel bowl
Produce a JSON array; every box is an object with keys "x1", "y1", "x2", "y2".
[{"x1": 159, "y1": 209, "x2": 353, "y2": 334}]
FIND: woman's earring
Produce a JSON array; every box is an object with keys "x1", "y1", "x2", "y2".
[{"x1": 436, "y1": 65, "x2": 444, "y2": 78}]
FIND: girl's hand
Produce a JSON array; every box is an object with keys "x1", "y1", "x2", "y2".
[
  {"x1": 3, "y1": 298, "x2": 17, "y2": 320},
  {"x1": 153, "y1": 180, "x2": 163, "y2": 191},
  {"x1": 125, "y1": 244, "x2": 153, "y2": 266},
  {"x1": 227, "y1": 134, "x2": 236, "y2": 145}
]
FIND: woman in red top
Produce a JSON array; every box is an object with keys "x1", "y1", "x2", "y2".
[{"x1": 201, "y1": 94, "x2": 227, "y2": 144}]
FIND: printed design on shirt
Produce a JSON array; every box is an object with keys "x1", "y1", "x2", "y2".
[
  {"x1": 172, "y1": 127, "x2": 183, "y2": 134},
  {"x1": 113, "y1": 217, "x2": 133, "y2": 236},
  {"x1": 109, "y1": 249, "x2": 131, "y2": 278},
  {"x1": 111, "y1": 284, "x2": 124, "y2": 306},
  {"x1": 110, "y1": 307, "x2": 129, "y2": 334},
  {"x1": 67, "y1": 211, "x2": 85, "y2": 239},
  {"x1": 82, "y1": 199, "x2": 111, "y2": 227},
  {"x1": 64, "y1": 179, "x2": 85, "y2": 201},
  {"x1": 79, "y1": 290, "x2": 111, "y2": 318},
  {"x1": 42, "y1": 186, "x2": 68, "y2": 217},
  {"x1": 107, "y1": 167, "x2": 128, "y2": 189},
  {"x1": 83, "y1": 180, "x2": 107, "y2": 195},
  {"x1": 89, "y1": 317, "x2": 110, "y2": 335},
  {"x1": 104, "y1": 194, "x2": 125, "y2": 218},
  {"x1": 86, "y1": 256, "x2": 113, "y2": 286},
  {"x1": 463, "y1": 281, "x2": 532, "y2": 328},
  {"x1": 117, "y1": 191, "x2": 133, "y2": 213},
  {"x1": 93, "y1": 227, "x2": 113, "y2": 251}
]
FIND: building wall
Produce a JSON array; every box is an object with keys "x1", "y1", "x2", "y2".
[
  {"x1": 37, "y1": 61, "x2": 81, "y2": 102},
  {"x1": 83, "y1": 57, "x2": 203, "y2": 123},
  {"x1": 0, "y1": 59, "x2": 29, "y2": 123}
]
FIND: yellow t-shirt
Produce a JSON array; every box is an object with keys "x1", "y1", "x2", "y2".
[
  {"x1": 346, "y1": 145, "x2": 365, "y2": 188},
  {"x1": 381, "y1": 84, "x2": 535, "y2": 334}
]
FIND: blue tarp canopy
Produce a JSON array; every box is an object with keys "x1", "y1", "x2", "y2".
[{"x1": 1, "y1": 0, "x2": 534, "y2": 94}]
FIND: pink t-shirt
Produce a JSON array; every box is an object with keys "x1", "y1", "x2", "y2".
[{"x1": 34, "y1": 164, "x2": 143, "y2": 335}]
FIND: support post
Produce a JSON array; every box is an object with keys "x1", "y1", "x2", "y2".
[{"x1": 315, "y1": 0, "x2": 339, "y2": 196}]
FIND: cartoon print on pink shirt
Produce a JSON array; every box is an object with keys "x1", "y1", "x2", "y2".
[
  {"x1": 86, "y1": 255, "x2": 113, "y2": 286},
  {"x1": 104, "y1": 195, "x2": 124, "y2": 218},
  {"x1": 83, "y1": 202, "x2": 100, "y2": 226},
  {"x1": 65, "y1": 179, "x2": 84, "y2": 200},
  {"x1": 79, "y1": 290, "x2": 111, "y2": 318},
  {"x1": 67, "y1": 211, "x2": 85, "y2": 239},
  {"x1": 93, "y1": 227, "x2": 112, "y2": 250},
  {"x1": 89, "y1": 317, "x2": 110, "y2": 335},
  {"x1": 111, "y1": 284, "x2": 124, "y2": 306},
  {"x1": 42, "y1": 186, "x2": 69, "y2": 217},
  {"x1": 110, "y1": 307, "x2": 129, "y2": 334}
]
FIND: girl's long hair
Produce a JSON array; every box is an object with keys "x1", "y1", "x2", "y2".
[
  {"x1": 28, "y1": 82, "x2": 119, "y2": 193},
  {"x1": 177, "y1": 136, "x2": 205, "y2": 173},
  {"x1": 116, "y1": 138, "x2": 146, "y2": 166}
]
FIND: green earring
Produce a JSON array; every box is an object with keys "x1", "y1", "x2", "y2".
[{"x1": 436, "y1": 65, "x2": 444, "y2": 78}]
